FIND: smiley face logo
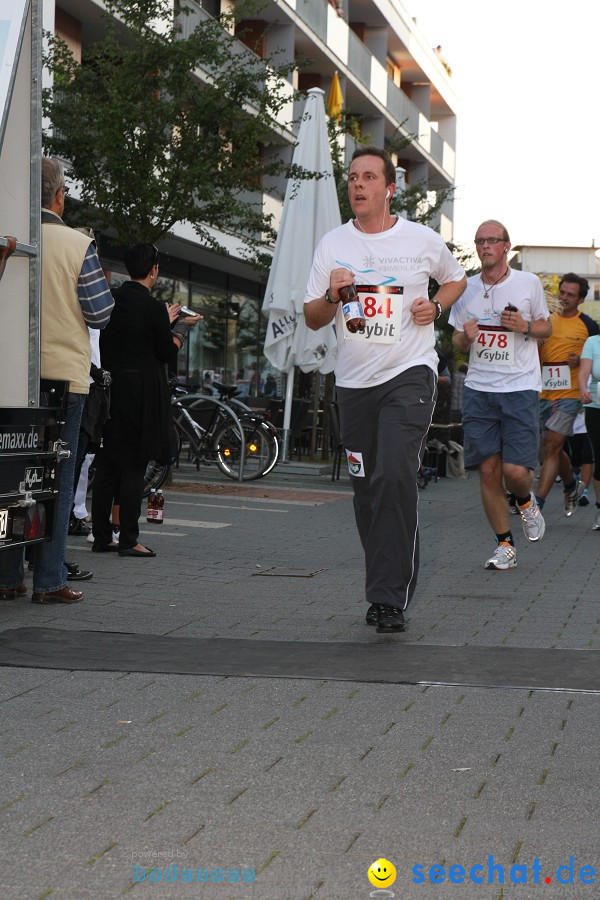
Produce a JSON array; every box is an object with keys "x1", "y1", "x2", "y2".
[{"x1": 368, "y1": 858, "x2": 396, "y2": 888}]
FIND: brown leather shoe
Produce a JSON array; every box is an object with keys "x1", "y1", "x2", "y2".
[
  {"x1": 31, "y1": 586, "x2": 84, "y2": 604},
  {"x1": 0, "y1": 582, "x2": 27, "y2": 601}
]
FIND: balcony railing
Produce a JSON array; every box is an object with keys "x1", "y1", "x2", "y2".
[
  {"x1": 292, "y1": 0, "x2": 455, "y2": 179},
  {"x1": 296, "y1": 0, "x2": 328, "y2": 41},
  {"x1": 385, "y1": 81, "x2": 419, "y2": 136},
  {"x1": 429, "y1": 129, "x2": 443, "y2": 169},
  {"x1": 347, "y1": 29, "x2": 371, "y2": 90}
]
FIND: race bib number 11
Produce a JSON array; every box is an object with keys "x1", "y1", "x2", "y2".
[{"x1": 542, "y1": 365, "x2": 571, "y2": 391}]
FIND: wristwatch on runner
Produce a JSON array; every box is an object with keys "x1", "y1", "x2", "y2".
[{"x1": 431, "y1": 299, "x2": 443, "y2": 320}]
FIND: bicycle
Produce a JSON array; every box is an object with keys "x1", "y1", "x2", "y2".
[
  {"x1": 88, "y1": 383, "x2": 279, "y2": 499},
  {"x1": 142, "y1": 383, "x2": 279, "y2": 494}
]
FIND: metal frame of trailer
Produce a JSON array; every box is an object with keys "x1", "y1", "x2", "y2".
[{"x1": 0, "y1": 0, "x2": 70, "y2": 551}]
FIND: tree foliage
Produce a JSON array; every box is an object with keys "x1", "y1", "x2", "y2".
[{"x1": 43, "y1": 0, "x2": 305, "y2": 261}]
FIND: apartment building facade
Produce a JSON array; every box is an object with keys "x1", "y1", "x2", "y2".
[{"x1": 49, "y1": 0, "x2": 459, "y2": 390}]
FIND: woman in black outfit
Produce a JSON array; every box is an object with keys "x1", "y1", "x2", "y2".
[{"x1": 91, "y1": 243, "x2": 196, "y2": 557}]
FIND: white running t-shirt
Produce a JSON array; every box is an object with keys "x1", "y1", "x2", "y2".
[
  {"x1": 449, "y1": 268, "x2": 550, "y2": 392},
  {"x1": 304, "y1": 217, "x2": 465, "y2": 389}
]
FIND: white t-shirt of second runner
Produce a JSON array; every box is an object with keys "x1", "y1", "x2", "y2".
[
  {"x1": 449, "y1": 268, "x2": 550, "y2": 393},
  {"x1": 304, "y1": 217, "x2": 465, "y2": 389}
]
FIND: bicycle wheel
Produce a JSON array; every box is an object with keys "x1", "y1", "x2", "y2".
[
  {"x1": 87, "y1": 457, "x2": 169, "y2": 500},
  {"x1": 213, "y1": 419, "x2": 278, "y2": 481},
  {"x1": 142, "y1": 460, "x2": 170, "y2": 497},
  {"x1": 259, "y1": 427, "x2": 279, "y2": 477}
]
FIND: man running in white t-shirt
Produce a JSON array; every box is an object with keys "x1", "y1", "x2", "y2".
[
  {"x1": 449, "y1": 220, "x2": 552, "y2": 570},
  {"x1": 304, "y1": 146, "x2": 466, "y2": 633}
]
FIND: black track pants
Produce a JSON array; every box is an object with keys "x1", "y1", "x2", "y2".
[{"x1": 337, "y1": 366, "x2": 436, "y2": 611}]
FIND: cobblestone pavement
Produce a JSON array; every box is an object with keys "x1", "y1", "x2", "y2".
[{"x1": 0, "y1": 464, "x2": 598, "y2": 899}]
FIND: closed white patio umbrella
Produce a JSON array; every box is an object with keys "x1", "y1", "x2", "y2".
[{"x1": 262, "y1": 87, "x2": 341, "y2": 460}]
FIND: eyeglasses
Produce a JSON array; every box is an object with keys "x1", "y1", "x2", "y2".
[
  {"x1": 150, "y1": 244, "x2": 159, "y2": 265},
  {"x1": 474, "y1": 237, "x2": 505, "y2": 246},
  {"x1": 62, "y1": 185, "x2": 70, "y2": 195}
]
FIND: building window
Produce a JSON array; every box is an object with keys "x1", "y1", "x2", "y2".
[{"x1": 201, "y1": 0, "x2": 221, "y2": 18}]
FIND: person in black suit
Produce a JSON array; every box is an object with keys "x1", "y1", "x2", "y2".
[{"x1": 91, "y1": 243, "x2": 199, "y2": 557}]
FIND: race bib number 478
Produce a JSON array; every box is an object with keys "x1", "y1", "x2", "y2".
[{"x1": 472, "y1": 327, "x2": 515, "y2": 365}]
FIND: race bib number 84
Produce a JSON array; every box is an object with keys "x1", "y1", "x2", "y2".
[{"x1": 344, "y1": 285, "x2": 403, "y2": 343}]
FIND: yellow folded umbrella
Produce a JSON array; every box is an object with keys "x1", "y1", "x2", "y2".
[{"x1": 326, "y1": 71, "x2": 343, "y2": 121}]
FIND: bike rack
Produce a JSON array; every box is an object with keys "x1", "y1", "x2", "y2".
[{"x1": 173, "y1": 394, "x2": 246, "y2": 482}]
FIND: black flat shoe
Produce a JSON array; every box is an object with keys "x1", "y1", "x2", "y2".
[
  {"x1": 118, "y1": 547, "x2": 156, "y2": 558},
  {"x1": 92, "y1": 543, "x2": 119, "y2": 553}
]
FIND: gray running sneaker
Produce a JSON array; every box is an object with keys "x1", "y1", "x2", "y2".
[
  {"x1": 517, "y1": 493, "x2": 545, "y2": 542},
  {"x1": 593, "y1": 510, "x2": 600, "y2": 531},
  {"x1": 564, "y1": 480, "x2": 585, "y2": 517},
  {"x1": 485, "y1": 544, "x2": 517, "y2": 570}
]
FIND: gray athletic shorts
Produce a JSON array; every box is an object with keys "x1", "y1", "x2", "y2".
[
  {"x1": 462, "y1": 387, "x2": 540, "y2": 470},
  {"x1": 539, "y1": 398, "x2": 582, "y2": 436}
]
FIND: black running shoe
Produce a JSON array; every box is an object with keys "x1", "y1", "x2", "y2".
[
  {"x1": 66, "y1": 563, "x2": 93, "y2": 581},
  {"x1": 365, "y1": 604, "x2": 378, "y2": 626},
  {"x1": 68, "y1": 517, "x2": 92, "y2": 536},
  {"x1": 376, "y1": 605, "x2": 407, "y2": 633}
]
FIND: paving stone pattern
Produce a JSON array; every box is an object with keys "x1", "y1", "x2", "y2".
[{"x1": 0, "y1": 466, "x2": 598, "y2": 899}]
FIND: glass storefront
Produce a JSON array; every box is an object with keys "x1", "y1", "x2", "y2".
[
  {"x1": 104, "y1": 257, "x2": 281, "y2": 399},
  {"x1": 185, "y1": 284, "x2": 278, "y2": 398}
]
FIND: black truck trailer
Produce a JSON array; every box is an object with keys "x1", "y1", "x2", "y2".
[{"x1": 0, "y1": 0, "x2": 69, "y2": 552}]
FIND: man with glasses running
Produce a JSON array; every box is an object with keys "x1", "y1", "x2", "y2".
[{"x1": 450, "y1": 220, "x2": 552, "y2": 570}]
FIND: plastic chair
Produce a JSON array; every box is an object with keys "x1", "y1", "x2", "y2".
[{"x1": 289, "y1": 398, "x2": 311, "y2": 459}]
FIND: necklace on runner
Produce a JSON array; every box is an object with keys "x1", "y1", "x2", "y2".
[{"x1": 481, "y1": 267, "x2": 509, "y2": 299}]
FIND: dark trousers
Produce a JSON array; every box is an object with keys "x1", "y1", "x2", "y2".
[
  {"x1": 584, "y1": 407, "x2": 600, "y2": 481},
  {"x1": 337, "y1": 366, "x2": 436, "y2": 611},
  {"x1": 91, "y1": 450, "x2": 146, "y2": 550}
]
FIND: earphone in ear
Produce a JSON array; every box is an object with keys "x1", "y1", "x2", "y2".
[{"x1": 385, "y1": 189, "x2": 391, "y2": 199}]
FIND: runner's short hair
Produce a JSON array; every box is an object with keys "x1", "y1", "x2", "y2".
[
  {"x1": 350, "y1": 146, "x2": 396, "y2": 186},
  {"x1": 476, "y1": 219, "x2": 510, "y2": 242}
]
